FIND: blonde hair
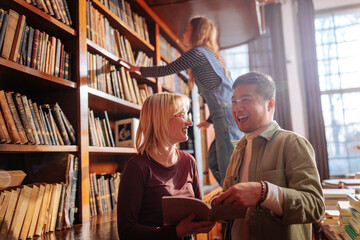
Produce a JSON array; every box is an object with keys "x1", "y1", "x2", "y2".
[
  {"x1": 135, "y1": 92, "x2": 190, "y2": 156},
  {"x1": 187, "y1": 16, "x2": 229, "y2": 89}
]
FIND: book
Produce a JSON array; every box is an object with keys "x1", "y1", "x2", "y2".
[
  {"x1": 13, "y1": 93, "x2": 35, "y2": 144},
  {"x1": 1, "y1": 9, "x2": 19, "y2": 59},
  {"x1": 28, "y1": 98, "x2": 44, "y2": 145},
  {"x1": 55, "y1": 183, "x2": 66, "y2": 230},
  {"x1": 162, "y1": 196, "x2": 246, "y2": 225},
  {"x1": 30, "y1": 29, "x2": 40, "y2": 69},
  {"x1": 27, "y1": 184, "x2": 45, "y2": 238},
  {"x1": 5, "y1": 92, "x2": 28, "y2": 144},
  {"x1": 9, "y1": 14, "x2": 26, "y2": 62},
  {"x1": 19, "y1": 185, "x2": 39, "y2": 240},
  {"x1": 52, "y1": 103, "x2": 71, "y2": 145},
  {"x1": 33, "y1": 102, "x2": 50, "y2": 145},
  {"x1": 0, "y1": 188, "x2": 20, "y2": 240},
  {"x1": 25, "y1": 26, "x2": 34, "y2": 67},
  {"x1": 0, "y1": 108, "x2": 11, "y2": 143},
  {"x1": 34, "y1": 183, "x2": 52, "y2": 236},
  {"x1": 8, "y1": 185, "x2": 32, "y2": 240},
  {"x1": 0, "y1": 191, "x2": 11, "y2": 227},
  {"x1": 0, "y1": 90, "x2": 21, "y2": 144},
  {"x1": 48, "y1": 183, "x2": 62, "y2": 232},
  {"x1": 0, "y1": 13, "x2": 9, "y2": 54}
]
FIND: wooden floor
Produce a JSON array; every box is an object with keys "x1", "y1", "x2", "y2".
[{"x1": 36, "y1": 211, "x2": 119, "y2": 240}]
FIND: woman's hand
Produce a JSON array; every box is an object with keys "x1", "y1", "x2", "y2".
[
  {"x1": 196, "y1": 121, "x2": 211, "y2": 129},
  {"x1": 118, "y1": 60, "x2": 140, "y2": 72},
  {"x1": 176, "y1": 213, "x2": 215, "y2": 237}
]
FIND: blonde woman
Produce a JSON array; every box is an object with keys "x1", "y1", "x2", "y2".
[
  {"x1": 117, "y1": 92, "x2": 214, "y2": 240},
  {"x1": 127, "y1": 16, "x2": 243, "y2": 185}
]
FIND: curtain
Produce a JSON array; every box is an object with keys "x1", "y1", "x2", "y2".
[
  {"x1": 248, "y1": 3, "x2": 292, "y2": 131},
  {"x1": 297, "y1": 0, "x2": 329, "y2": 180}
]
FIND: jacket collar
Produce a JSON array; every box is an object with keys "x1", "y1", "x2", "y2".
[{"x1": 234, "y1": 121, "x2": 280, "y2": 149}]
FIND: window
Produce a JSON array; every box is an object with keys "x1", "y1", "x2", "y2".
[
  {"x1": 221, "y1": 45, "x2": 250, "y2": 80},
  {"x1": 315, "y1": 7, "x2": 360, "y2": 176}
]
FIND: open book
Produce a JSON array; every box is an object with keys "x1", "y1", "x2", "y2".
[{"x1": 162, "y1": 196, "x2": 246, "y2": 225}]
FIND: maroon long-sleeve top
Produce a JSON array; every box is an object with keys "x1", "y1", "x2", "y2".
[{"x1": 117, "y1": 150, "x2": 202, "y2": 240}]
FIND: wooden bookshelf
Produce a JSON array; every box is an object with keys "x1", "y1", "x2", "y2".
[{"x1": 0, "y1": 0, "x2": 193, "y2": 227}]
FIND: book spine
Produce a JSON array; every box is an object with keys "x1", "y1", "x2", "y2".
[
  {"x1": 69, "y1": 156, "x2": 79, "y2": 226},
  {"x1": 0, "y1": 90, "x2": 21, "y2": 143},
  {"x1": 49, "y1": 0, "x2": 61, "y2": 20},
  {"x1": 104, "y1": 111, "x2": 115, "y2": 147},
  {"x1": 22, "y1": 95, "x2": 40, "y2": 145},
  {"x1": 0, "y1": 13, "x2": 10, "y2": 53},
  {"x1": 26, "y1": 27, "x2": 34, "y2": 67},
  {"x1": 9, "y1": 14, "x2": 26, "y2": 62},
  {"x1": 0, "y1": 108, "x2": 11, "y2": 143},
  {"x1": 52, "y1": 103, "x2": 71, "y2": 145},
  {"x1": 20, "y1": 25, "x2": 30, "y2": 65},
  {"x1": 55, "y1": 183, "x2": 66, "y2": 231},
  {"x1": 33, "y1": 102, "x2": 50, "y2": 145},
  {"x1": 14, "y1": 93, "x2": 35, "y2": 144},
  {"x1": 39, "y1": 105, "x2": 53, "y2": 145},
  {"x1": 5, "y1": 92, "x2": 28, "y2": 144},
  {"x1": 43, "y1": 110, "x2": 55, "y2": 145},
  {"x1": 59, "y1": 105, "x2": 76, "y2": 144},
  {"x1": 28, "y1": 98, "x2": 44, "y2": 145},
  {"x1": 30, "y1": 29, "x2": 40, "y2": 69},
  {"x1": 1, "y1": 9, "x2": 20, "y2": 59},
  {"x1": 62, "y1": 0, "x2": 72, "y2": 26}
]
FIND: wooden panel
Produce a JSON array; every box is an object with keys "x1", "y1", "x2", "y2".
[{"x1": 144, "y1": 0, "x2": 261, "y2": 49}]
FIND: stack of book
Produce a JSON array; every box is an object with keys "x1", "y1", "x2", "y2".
[
  {"x1": 323, "y1": 188, "x2": 355, "y2": 210},
  {"x1": 94, "y1": 0, "x2": 150, "y2": 42},
  {"x1": 24, "y1": 0, "x2": 72, "y2": 26},
  {"x1": 337, "y1": 201, "x2": 351, "y2": 233},
  {"x1": 0, "y1": 154, "x2": 78, "y2": 239},
  {"x1": 343, "y1": 194, "x2": 360, "y2": 239},
  {"x1": 0, "y1": 8, "x2": 72, "y2": 80},
  {"x1": 134, "y1": 51, "x2": 153, "y2": 67},
  {"x1": 88, "y1": 110, "x2": 114, "y2": 147},
  {"x1": 0, "y1": 90, "x2": 76, "y2": 145},
  {"x1": 86, "y1": 2, "x2": 137, "y2": 64},
  {"x1": 87, "y1": 54, "x2": 146, "y2": 106},
  {"x1": 89, "y1": 172, "x2": 121, "y2": 217}
]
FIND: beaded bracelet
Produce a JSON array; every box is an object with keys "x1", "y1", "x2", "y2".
[{"x1": 256, "y1": 181, "x2": 268, "y2": 209}]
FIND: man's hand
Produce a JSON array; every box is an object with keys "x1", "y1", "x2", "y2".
[
  {"x1": 176, "y1": 213, "x2": 215, "y2": 237},
  {"x1": 197, "y1": 121, "x2": 211, "y2": 129},
  {"x1": 212, "y1": 182, "x2": 262, "y2": 207}
]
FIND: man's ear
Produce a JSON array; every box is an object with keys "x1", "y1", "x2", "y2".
[{"x1": 267, "y1": 98, "x2": 275, "y2": 111}]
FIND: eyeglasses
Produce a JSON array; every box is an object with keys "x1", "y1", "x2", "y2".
[{"x1": 173, "y1": 112, "x2": 192, "y2": 122}]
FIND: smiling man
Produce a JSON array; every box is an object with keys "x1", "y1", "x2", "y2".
[{"x1": 212, "y1": 72, "x2": 325, "y2": 240}]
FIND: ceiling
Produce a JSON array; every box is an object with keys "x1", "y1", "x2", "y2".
[{"x1": 144, "y1": 0, "x2": 262, "y2": 49}]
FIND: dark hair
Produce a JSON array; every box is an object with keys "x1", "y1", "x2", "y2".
[{"x1": 232, "y1": 71, "x2": 276, "y2": 100}]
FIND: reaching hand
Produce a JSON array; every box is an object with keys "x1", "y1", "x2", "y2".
[
  {"x1": 176, "y1": 213, "x2": 215, "y2": 238},
  {"x1": 197, "y1": 121, "x2": 211, "y2": 129},
  {"x1": 118, "y1": 60, "x2": 140, "y2": 72},
  {"x1": 212, "y1": 182, "x2": 262, "y2": 208}
]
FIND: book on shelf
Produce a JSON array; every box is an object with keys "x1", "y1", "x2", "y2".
[
  {"x1": 0, "y1": 12, "x2": 10, "y2": 54},
  {"x1": 9, "y1": 14, "x2": 26, "y2": 62},
  {"x1": 0, "y1": 107, "x2": 11, "y2": 143},
  {"x1": 162, "y1": 196, "x2": 246, "y2": 225},
  {"x1": 18, "y1": 184, "x2": 40, "y2": 240},
  {"x1": 0, "y1": 188, "x2": 20, "y2": 240},
  {"x1": 13, "y1": 92, "x2": 35, "y2": 144},
  {"x1": 0, "y1": 90, "x2": 21, "y2": 144},
  {"x1": 8, "y1": 185, "x2": 32, "y2": 240},
  {"x1": 1, "y1": 9, "x2": 19, "y2": 60},
  {"x1": 88, "y1": 172, "x2": 120, "y2": 216},
  {"x1": 55, "y1": 183, "x2": 66, "y2": 231}
]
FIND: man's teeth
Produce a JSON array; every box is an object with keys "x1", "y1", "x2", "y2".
[{"x1": 238, "y1": 116, "x2": 248, "y2": 120}]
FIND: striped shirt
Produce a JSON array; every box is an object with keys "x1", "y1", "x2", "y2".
[{"x1": 140, "y1": 48, "x2": 224, "y2": 90}]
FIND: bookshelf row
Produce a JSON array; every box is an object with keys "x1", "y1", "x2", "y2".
[
  {"x1": 0, "y1": 154, "x2": 78, "y2": 239},
  {"x1": 0, "y1": 0, "x2": 193, "y2": 225}
]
